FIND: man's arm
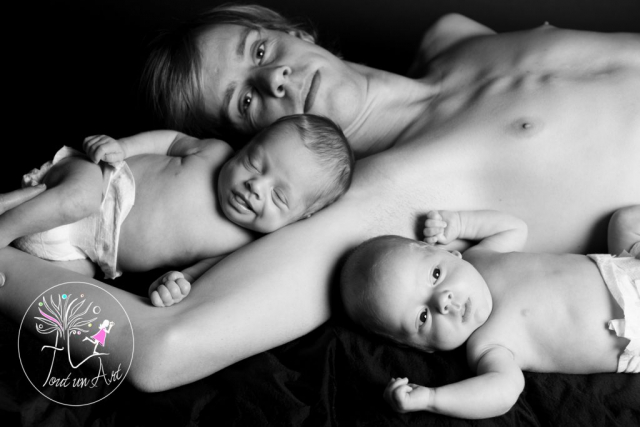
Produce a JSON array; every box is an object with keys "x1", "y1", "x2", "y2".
[
  {"x1": 384, "y1": 346, "x2": 524, "y2": 419},
  {"x1": 408, "y1": 13, "x2": 496, "y2": 78},
  {"x1": 424, "y1": 210, "x2": 527, "y2": 253}
]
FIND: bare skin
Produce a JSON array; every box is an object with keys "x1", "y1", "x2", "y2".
[
  {"x1": 376, "y1": 208, "x2": 638, "y2": 419},
  {"x1": 0, "y1": 15, "x2": 639, "y2": 391}
]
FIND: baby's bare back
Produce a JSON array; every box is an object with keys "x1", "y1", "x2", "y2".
[
  {"x1": 470, "y1": 253, "x2": 627, "y2": 374},
  {"x1": 116, "y1": 153, "x2": 253, "y2": 272}
]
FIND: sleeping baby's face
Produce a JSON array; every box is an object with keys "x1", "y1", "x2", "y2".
[
  {"x1": 217, "y1": 124, "x2": 324, "y2": 233},
  {"x1": 370, "y1": 242, "x2": 492, "y2": 352}
]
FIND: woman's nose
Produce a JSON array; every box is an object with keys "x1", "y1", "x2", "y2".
[{"x1": 257, "y1": 65, "x2": 291, "y2": 97}]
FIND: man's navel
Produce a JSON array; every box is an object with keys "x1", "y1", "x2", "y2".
[{"x1": 508, "y1": 117, "x2": 545, "y2": 138}]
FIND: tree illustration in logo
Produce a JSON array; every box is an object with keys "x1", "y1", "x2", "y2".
[{"x1": 34, "y1": 293, "x2": 103, "y2": 384}]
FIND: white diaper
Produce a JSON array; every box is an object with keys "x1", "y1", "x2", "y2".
[
  {"x1": 12, "y1": 146, "x2": 135, "y2": 279},
  {"x1": 588, "y1": 243, "x2": 640, "y2": 373}
]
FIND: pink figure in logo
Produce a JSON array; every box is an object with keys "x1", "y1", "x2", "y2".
[{"x1": 83, "y1": 319, "x2": 114, "y2": 354}]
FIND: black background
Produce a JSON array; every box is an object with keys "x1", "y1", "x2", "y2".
[
  {"x1": 2, "y1": 1, "x2": 639, "y2": 426},
  {"x1": 5, "y1": 0, "x2": 640, "y2": 193}
]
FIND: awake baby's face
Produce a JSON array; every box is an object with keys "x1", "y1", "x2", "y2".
[{"x1": 370, "y1": 242, "x2": 492, "y2": 352}]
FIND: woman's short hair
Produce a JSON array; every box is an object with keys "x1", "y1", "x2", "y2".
[{"x1": 142, "y1": 3, "x2": 318, "y2": 140}]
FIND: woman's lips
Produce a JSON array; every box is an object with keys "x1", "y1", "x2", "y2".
[{"x1": 304, "y1": 71, "x2": 320, "y2": 113}]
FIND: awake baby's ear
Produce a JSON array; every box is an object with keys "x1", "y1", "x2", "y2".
[{"x1": 450, "y1": 250, "x2": 462, "y2": 259}]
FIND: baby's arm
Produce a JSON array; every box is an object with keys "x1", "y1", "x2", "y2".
[
  {"x1": 424, "y1": 210, "x2": 527, "y2": 253},
  {"x1": 83, "y1": 131, "x2": 219, "y2": 164},
  {"x1": 148, "y1": 256, "x2": 225, "y2": 308},
  {"x1": 608, "y1": 205, "x2": 640, "y2": 256},
  {"x1": 384, "y1": 346, "x2": 524, "y2": 419}
]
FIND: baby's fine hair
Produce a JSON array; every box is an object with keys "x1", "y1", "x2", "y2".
[
  {"x1": 269, "y1": 114, "x2": 355, "y2": 214},
  {"x1": 340, "y1": 235, "x2": 427, "y2": 349},
  {"x1": 143, "y1": 3, "x2": 318, "y2": 139}
]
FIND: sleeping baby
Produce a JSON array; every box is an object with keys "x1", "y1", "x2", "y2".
[
  {"x1": 0, "y1": 114, "x2": 354, "y2": 307},
  {"x1": 340, "y1": 207, "x2": 639, "y2": 419}
]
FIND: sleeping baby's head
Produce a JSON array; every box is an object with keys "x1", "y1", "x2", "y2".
[
  {"x1": 340, "y1": 235, "x2": 493, "y2": 352},
  {"x1": 218, "y1": 114, "x2": 354, "y2": 233}
]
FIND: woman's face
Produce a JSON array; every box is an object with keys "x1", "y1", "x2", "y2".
[{"x1": 198, "y1": 24, "x2": 365, "y2": 136}]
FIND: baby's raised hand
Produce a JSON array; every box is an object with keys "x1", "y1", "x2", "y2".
[
  {"x1": 383, "y1": 377, "x2": 432, "y2": 413},
  {"x1": 149, "y1": 271, "x2": 191, "y2": 308},
  {"x1": 423, "y1": 210, "x2": 461, "y2": 245},
  {"x1": 83, "y1": 135, "x2": 126, "y2": 164}
]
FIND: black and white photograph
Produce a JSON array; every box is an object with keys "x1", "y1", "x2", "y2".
[{"x1": 1, "y1": 0, "x2": 639, "y2": 425}]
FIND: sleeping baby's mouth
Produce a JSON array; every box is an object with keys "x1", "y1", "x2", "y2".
[
  {"x1": 232, "y1": 192, "x2": 255, "y2": 214},
  {"x1": 461, "y1": 299, "x2": 471, "y2": 323}
]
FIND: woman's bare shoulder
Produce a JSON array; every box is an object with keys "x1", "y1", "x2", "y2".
[{"x1": 408, "y1": 14, "x2": 496, "y2": 78}]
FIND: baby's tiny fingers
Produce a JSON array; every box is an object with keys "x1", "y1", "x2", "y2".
[
  {"x1": 424, "y1": 218, "x2": 447, "y2": 228},
  {"x1": 426, "y1": 210, "x2": 443, "y2": 220},
  {"x1": 150, "y1": 290, "x2": 165, "y2": 307},
  {"x1": 175, "y1": 278, "x2": 191, "y2": 295},
  {"x1": 423, "y1": 226, "x2": 444, "y2": 237},
  {"x1": 156, "y1": 284, "x2": 175, "y2": 306},
  {"x1": 164, "y1": 281, "x2": 184, "y2": 300},
  {"x1": 163, "y1": 271, "x2": 184, "y2": 283}
]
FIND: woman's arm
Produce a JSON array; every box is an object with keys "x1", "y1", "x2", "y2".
[{"x1": 0, "y1": 181, "x2": 373, "y2": 391}]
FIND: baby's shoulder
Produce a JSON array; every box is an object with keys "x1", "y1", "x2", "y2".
[
  {"x1": 466, "y1": 332, "x2": 517, "y2": 369},
  {"x1": 185, "y1": 139, "x2": 235, "y2": 169},
  {"x1": 198, "y1": 138, "x2": 234, "y2": 158}
]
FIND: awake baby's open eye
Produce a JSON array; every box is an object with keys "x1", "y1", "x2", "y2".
[
  {"x1": 432, "y1": 268, "x2": 441, "y2": 280},
  {"x1": 419, "y1": 309, "x2": 428, "y2": 325}
]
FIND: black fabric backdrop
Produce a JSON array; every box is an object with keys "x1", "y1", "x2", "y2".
[{"x1": 2, "y1": 1, "x2": 640, "y2": 426}]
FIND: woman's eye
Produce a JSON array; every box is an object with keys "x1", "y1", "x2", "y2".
[
  {"x1": 242, "y1": 92, "x2": 253, "y2": 112},
  {"x1": 256, "y1": 42, "x2": 266, "y2": 61},
  {"x1": 419, "y1": 310, "x2": 428, "y2": 325},
  {"x1": 432, "y1": 268, "x2": 441, "y2": 281}
]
